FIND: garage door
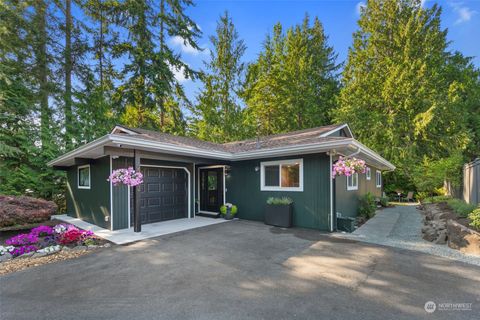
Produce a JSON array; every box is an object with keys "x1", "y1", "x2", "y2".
[{"x1": 139, "y1": 167, "x2": 188, "y2": 224}]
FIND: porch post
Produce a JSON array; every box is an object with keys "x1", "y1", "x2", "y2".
[{"x1": 133, "y1": 149, "x2": 141, "y2": 232}]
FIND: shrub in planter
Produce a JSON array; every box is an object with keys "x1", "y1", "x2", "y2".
[
  {"x1": 265, "y1": 197, "x2": 294, "y2": 228},
  {"x1": 0, "y1": 195, "x2": 57, "y2": 228},
  {"x1": 358, "y1": 192, "x2": 376, "y2": 218},
  {"x1": 469, "y1": 207, "x2": 480, "y2": 230},
  {"x1": 220, "y1": 203, "x2": 237, "y2": 220}
]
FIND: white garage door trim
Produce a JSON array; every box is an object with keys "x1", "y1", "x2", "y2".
[{"x1": 140, "y1": 165, "x2": 192, "y2": 219}]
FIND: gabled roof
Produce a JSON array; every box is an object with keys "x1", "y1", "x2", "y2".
[
  {"x1": 111, "y1": 124, "x2": 352, "y2": 153},
  {"x1": 48, "y1": 124, "x2": 395, "y2": 170}
]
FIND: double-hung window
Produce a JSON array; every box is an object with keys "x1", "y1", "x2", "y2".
[
  {"x1": 260, "y1": 159, "x2": 303, "y2": 191},
  {"x1": 347, "y1": 173, "x2": 359, "y2": 191},
  {"x1": 366, "y1": 167, "x2": 371, "y2": 180},
  {"x1": 78, "y1": 165, "x2": 91, "y2": 189},
  {"x1": 376, "y1": 171, "x2": 382, "y2": 188}
]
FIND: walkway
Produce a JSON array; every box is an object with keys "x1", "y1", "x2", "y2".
[
  {"x1": 53, "y1": 215, "x2": 229, "y2": 245},
  {"x1": 335, "y1": 204, "x2": 480, "y2": 266}
]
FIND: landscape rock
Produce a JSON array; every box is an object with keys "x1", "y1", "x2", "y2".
[
  {"x1": 0, "y1": 253, "x2": 13, "y2": 263},
  {"x1": 447, "y1": 220, "x2": 480, "y2": 256},
  {"x1": 72, "y1": 246, "x2": 87, "y2": 251},
  {"x1": 87, "y1": 245, "x2": 98, "y2": 250},
  {"x1": 103, "y1": 243, "x2": 112, "y2": 248},
  {"x1": 435, "y1": 230, "x2": 448, "y2": 245},
  {"x1": 32, "y1": 252, "x2": 50, "y2": 258},
  {"x1": 423, "y1": 228, "x2": 437, "y2": 242},
  {"x1": 18, "y1": 251, "x2": 35, "y2": 259}
]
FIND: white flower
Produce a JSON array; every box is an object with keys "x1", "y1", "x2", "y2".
[
  {"x1": 53, "y1": 224, "x2": 67, "y2": 234},
  {"x1": 37, "y1": 245, "x2": 61, "y2": 254},
  {"x1": 0, "y1": 245, "x2": 15, "y2": 255}
]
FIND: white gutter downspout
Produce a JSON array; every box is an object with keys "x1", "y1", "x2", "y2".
[
  {"x1": 329, "y1": 147, "x2": 360, "y2": 232},
  {"x1": 329, "y1": 153, "x2": 334, "y2": 232}
]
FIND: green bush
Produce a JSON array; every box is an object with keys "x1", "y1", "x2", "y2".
[
  {"x1": 358, "y1": 192, "x2": 376, "y2": 218},
  {"x1": 379, "y1": 197, "x2": 389, "y2": 207},
  {"x1": 469, "y1": 207, "x2": 480, "y2": 230},
  {"x1": 421, "y1": 195, "x2": 452, "y2": 204},
  {"x1": 266, "y1": 197, "x2": 293, "y2": 205},
  {"x1": 447, "y1": 199, "x2": 476, "y2": 217},
  {"x1": 220, "y1": 204, "x2": 238, "y2": 216}
]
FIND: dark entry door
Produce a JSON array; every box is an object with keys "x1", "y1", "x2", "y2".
[
  {"x1": 139, "y1": 167, "x2": 188, "y2": 224},
  {"x1": 200, "y1": 168, "x2": 224, "y2": 212}
]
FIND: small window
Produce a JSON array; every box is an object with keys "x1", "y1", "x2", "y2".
[
  {"x1": 261, "y1": 159, "x2": 303, "y2": 191},
  {"x1": 78, "y1": 165, "x2": 91, "y2": 189},
  {"x1": 366, "y1": 167, "x2": 371, "y2": 180},
  {"x1": 376, "y1": 171, "x2": 382, "y2": 188},
  {"x1": 347, "y1": 173, "x2": 359, "y2": 191}
]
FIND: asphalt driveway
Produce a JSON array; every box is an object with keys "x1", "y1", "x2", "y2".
[{"x1": 1, "y1": 220, "x2": 479, "y2": 320}]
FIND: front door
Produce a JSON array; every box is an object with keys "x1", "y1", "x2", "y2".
[{"x1": 200, "y1": 168, "x2": 224, "y2": 213}]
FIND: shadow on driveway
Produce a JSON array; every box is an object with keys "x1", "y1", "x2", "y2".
[{"x1": 1, "y1": 220, "x2": 479, "y2": 320}]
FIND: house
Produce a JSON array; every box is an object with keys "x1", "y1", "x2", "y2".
[{"x1": 48, "y1": 124, "x2": 395, "y2": 232}]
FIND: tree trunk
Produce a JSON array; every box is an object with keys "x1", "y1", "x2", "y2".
[
  {"x1": 34, "y1": 0, "x2": 50, "y2": 150},
  {"x1": 159, "y1": 0, "x2": 165, "y2": 128},
  {"x1": 99, "y1": 4, "x2": 104, "y2": 89},
  {"x1": 64, "y1": 0, "x2": 73, "y2": 149}
]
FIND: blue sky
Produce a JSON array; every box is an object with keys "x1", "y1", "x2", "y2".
[{"x1": 172, "y1": 0, "x2": 480, "y2": 102}]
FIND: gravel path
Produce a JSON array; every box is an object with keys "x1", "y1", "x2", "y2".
[{"x1": 335, "y1": 204, "x2": 480, "y2": 266}]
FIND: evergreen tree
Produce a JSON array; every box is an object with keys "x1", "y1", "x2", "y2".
[
  {"x1": 191, "y1": 11, "x2": 247, "y2": 143},
  {"x1": 334, "y1": 0, "x2": 477, "y2": 190},
  {"x1": 114, "y1": 0, "x2": 198, "y2": 131},
  {"x1": 243, "y1": 15, "x2": 340, "y2": 136}
]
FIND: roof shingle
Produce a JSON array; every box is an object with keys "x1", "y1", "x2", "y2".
[{"x1": 115, "y1": 124, "x2": 349, "y2": 153}]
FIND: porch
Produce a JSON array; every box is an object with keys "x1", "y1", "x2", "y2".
[{"x1": 53, "y1": 214, "x2": 230, "y2": 245}]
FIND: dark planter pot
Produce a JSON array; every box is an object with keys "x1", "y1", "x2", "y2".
[
  {"x1": 265, "y1": 204, "x2": 293, "y2": 228},
  {"x1": 223, "y1": 207, "x2": 234, "y2": 220}
]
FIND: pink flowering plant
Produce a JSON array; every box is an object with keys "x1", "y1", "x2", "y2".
[
  {"x1": 2, "y1": 223, "x2": 99, "y2": 258},
  {"x1": 108, "y1": 167, "x2": 143, "y2": 187},
  {"x1": 332, "y1": 156, "x2": 367, "y2": 178}
]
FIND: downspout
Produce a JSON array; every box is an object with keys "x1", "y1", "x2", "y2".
[
  {"x1": 193, "y1": 163, "x2": 195, "y2": 218},
  {"x1": 329, "y1": 153, "x2": 334, "y2": 232}
]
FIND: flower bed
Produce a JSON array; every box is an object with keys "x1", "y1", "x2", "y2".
[{"x1": 0, "y1": 223, "x2": 108, "y2": 263}]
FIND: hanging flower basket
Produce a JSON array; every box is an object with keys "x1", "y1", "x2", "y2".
[
  {"x1": 108, "y1": 167, "x2": 144, "y2": 187},
  {"x1": 332, "y1": 156, "x2": 366, "y2": 178}
]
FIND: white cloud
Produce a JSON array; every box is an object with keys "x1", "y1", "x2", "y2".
[
  {"x1": 168, "y1": 63, "x2": 189, "y2": 83},
  {"x1": 450, "y1": 2, "x2": 477, "y2": 24},
  {"x1": 170, "y1": 36, "x2": 201, "y2": 55},
  {"x1": 356, "y1": 1, "x2": 366, "y2": 15}
]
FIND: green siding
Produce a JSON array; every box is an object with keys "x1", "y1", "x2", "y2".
[
  {"x1": 66, "y1": 156, "x2": 111, "y2": 229},
  {"x1": 112, "y1": 157, "x2": 133, "y2": 230},
  {"x1": 227, "y1": 154, "x2": 331, "y2": 230},
  {"x1": 335, "y1": 163, "x2": 383, "y2": 218}
]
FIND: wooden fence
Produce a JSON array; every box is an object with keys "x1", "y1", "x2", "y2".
[{"x1": 463, "y1": 158, "x2": 480, "y2": 205}]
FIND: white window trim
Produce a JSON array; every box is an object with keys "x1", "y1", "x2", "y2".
[
  {"x1": 366, "y1": 167, "x2": 371, "y2": 180},
  {"x1": 346, "y1": 173, "x2": 359, "y2": 191},
  {"x1": 260, "y1": 158, "x2": 303, "y2": 192},
  {"x1": 376, "y1": 171, "x2": 382, "y2": 188},
  {"x1": 77, "y1": 164, "x2": 91, "y2": 189}
]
